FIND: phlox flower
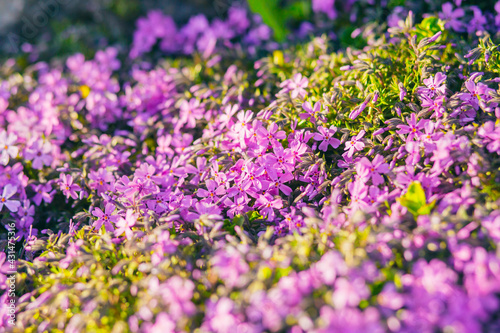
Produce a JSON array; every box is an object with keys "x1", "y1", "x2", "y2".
[
  {"x1": 32, "y1": 183, "x2": 55, "y2": 206},
  {"x1": 279, "y1": 73, "x2": 308, "y2": 99},
  {"x1": 397, "y1": 113, "x2": 428, "y2": 141},
  {"x1": 344, "y1": 131, "x2": 365, "y2": 158},
  {"x1": 348, "y1": 180, "x2": 368, "y2": 211},
  {"x1": 419, "y1": 72, "x2": 447, "y2": 98},
  {"x1": 197, "y1": 179, "x2": 226, "y2": 203},
  {"x1": 24, "y1": 138, "x2": 53, "y2": 170},
  {"x1": 233, "y1": 110, "x2": 254, "y2": 138},
  {"x1": 257, "y1": 123, "x2": 286, "y2": 148},
  {"x1": 314, "y1": 125, "x2": 341, "y2": 151},
  {"x1": 300, "y1": 101, "x2": 326, "y2": 123},
  {"x1": 255, "y1": 194, "x2": 283, "y2": 221},
  {"x1": 439, "y1": 3, "x2": 464, "y2": 32},
  {"x1": 0, "y1": 184, "x2": 20, "y2": 213},
  {"x1": 355, "y1": 154, "x2": 390, "y2": 185},
  {"x1": 0, "y1": 130, "x2": 18, "y2": 166},
  {"x1": 59, "y1": 174, "x2": 81, "y2": 200},
  {"x1": 115, "y1": 209, "x2": 138, "y2": 239},
  {"x1": 93, "y1": 203, "x2": 119, "y2": 231}
]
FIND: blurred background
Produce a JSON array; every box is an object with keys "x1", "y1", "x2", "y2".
[
  {"x1": 0, "y1": 0, "x2": 497, "y2": 63},
  {"x1": 0, "y1": 0, "x2": 235, "y2": 58}
]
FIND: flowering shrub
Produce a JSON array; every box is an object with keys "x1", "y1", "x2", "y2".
[{"x1": 2, "y1": 1, "x2": 500, "y2": 332}]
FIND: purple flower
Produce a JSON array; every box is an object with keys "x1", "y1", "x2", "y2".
[
  {"x1": 211, "y1": 246, "x2": 249, "y2": 288},
  {"x1": 92, "y1": 202, "x2": 118, "y2": 231},
  {"x1": 88, "y1": 169, "x2": 114, "y2": 194},
  {"x1": 344, "y1": 130, "x2": 365, "y2": 158},
  {"x1": 419, "y1": 72, "x2": 447, "y2": 97},
  {"x1": 267, "y1": 172, "x2": 294, "y2": 196},
  {"x1": 314, "y1": 125, "x2": 341, "y2": 151},
  {"x1": 159, "y1": 276, "x2": 196, "y2": 320},
  {"x1": 224, "y1": 195, "x2": 249, "y2": 218},
  {"x1": 59, "y1": 174, "x2": 81, "y2": 200},
  {"x1": 255, "y1": 194, "x2": 283, "y2": 221},
  {"x1": 233, "y1": 110, "x2": 254, "y2": 139},
  {"x1": 348, "y1": 180, "x2": 368, "y2": 211},
  {"x1": 257, "y1": 123, "x2": 286, "y2": 148},
  {"x1": 146, "y1": 313, "x2": 176, "y2": 333},
  {"x1": 311, "y1": 251, "x2": 347, "y2": 286},
  {"x1": 332, "y1": 277, "x2": 369, "y2": 309},
  {"x1": 355, "y1": 154, "x2": 390, "y2": 185},
  {"x1": 439, "y1": 2, "x2": 464, "y2": 32},
  {"x1": 312, "y1": 0, "x2": 337, "y2": 20},
  {"x1": 202, "y1": 298, "x2": 244, "y2": 333},
  {"x1": 279, "y1": 73, "x2": 308, "y2": 99},
  {"x1": 178, "y1": 98, "x2": 204, "y2": 129},
  {"x1": 197, "y1": 179, "x2": 226, "y2": 203},
  {"x1": 24, "y1": 138, "x2": 53, "y2": 170},
  {"x1": 0, "y1": 130, "x2": 18, "y2": 166},
  {"x1": 115, "y1": 209, "x2": 138, "y2": 239},
  {"x1": 0, "y1": 184, "x2": 20, "y2": 212},
  {"x1": 397, "y1": 113, "x2": 428, "y2": 141},
  {"x1": 300, "y1": 101, "x2": 325, "y2": 123}
]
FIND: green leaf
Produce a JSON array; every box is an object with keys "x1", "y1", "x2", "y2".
[
  {"x1": 398, "y1": 181, "x2": 434, "y2": 217},
  {"x1": 248, "y1": 0, "x2": 289, "y2": 41},
  {"x1": 415, "y1": 16, "x2": 443, "y2": 40},
  {"x1": 233, "y1": 215, "x2": 245, "y2": 227}
]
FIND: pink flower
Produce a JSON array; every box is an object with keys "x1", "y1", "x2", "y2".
[
  {"x1": 146, "y1": 313, "x2": 176, "y2": 333},
  {"x1": 312, "y1": 0, "x2": 337, "y2": 20},
  {"x1": 419, "y1": 72, "x2": 447, "y2": 97},
  {"x1": 32, "y1": 183, "x2": 55, "y2": 206},
  {"x1": 89, "y1": 169, "x2": 114, "y2": 194},
  {"x1": 355, "y1": 154, "x2": 390, "y2": 185},
  {"x1": 115, "y1": 209, "x2": 138, "y2": 239},
  {"x1": 313, "y1": 125, "x2": 341, "y2": 151},
  {"x1": 92, "y1": 202, "x2": 118, "y2": 231},
  {"x1": 344, "y1": 130, "x2": 365, "y2": 158},
  {"x1": 0, "y1": 130, "x2": 18, "y2": 166},
  {"x1": 256, "y1": 194, "x2": 283, "y2": 221},
  {"x1": 233, "y1": 110, "x2": 254, "y2": 138},
  {"x1": 348, "y1": 180, "x2": 368, "y2": 211},
  {"x1": 197, "y1": 179, "x2": 226, "y2": 203},
  {"x1": 279, "y1": 73, "x2": 308, "y2": 99},
  {"x1": 59, "y1": 174, "x2": 81, "y2": 200},
  {"x1": 439, "y1": 2, "x2": 464, "y2": 32},
  {"x1": 300, "y1": 101, "x2": 326, "y2": 123},
  {"x1": 24, "y1": 139, "x2": 53, "y2": 170},
  {"x1": 257, "y1": 123, "x2": 286, "y2": 148},
  {"x1": 0, "y1": 184, "x2": 20, "y2": 213},
  {"x1": 397, "y1": 113, "x2": 428, "y2": 141}
]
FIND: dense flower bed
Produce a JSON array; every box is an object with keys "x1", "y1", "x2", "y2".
[{"x1": 2, "y1": 1, "x2": 500, "y2": 332}]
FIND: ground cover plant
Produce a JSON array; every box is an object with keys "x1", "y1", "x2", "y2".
[{"x1": 2, "y1": 0, "x2": 500, "y2": 332}]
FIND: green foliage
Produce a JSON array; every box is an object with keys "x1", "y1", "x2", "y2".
[
  {"x1": 248, "y1": 0, "x2": 289, "y2": 41},
  {"x1": 398, "y1": 181, "x2": 436, "y2": 217}
]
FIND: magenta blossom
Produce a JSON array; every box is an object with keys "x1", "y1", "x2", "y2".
[
  {"x1": 0, "y1": 130, "x2": 18, "y2": 166},
  {"x1": 0, "y1": 184, "x2": 20, "y2": 213},
  {"x1": 314, "y1": 125, "x2": 341, "y2": 151},
  {"x1": 356, "y1": 155, "x2": 390, "y2": 185},
  {"x1": 344, "y1": 130, "x2": 365, "y2": 158},
  {"x1": 397, "y1": 113, "x2": 428, "y2": 141},
  {"x1": 256, "y1": 194, "x2": 283, "y2": 221},
  {"x1": 24, "y1": 139, "x2": 53, "y2": 170},
  {"x1": 300, "y1": 101, "x2": 326, "y2": 123},
  {"x1": 59, "y1": 174, "x2": 81, "y2": 200},
  {"x1": 115, "y1": 209, "x2": 138, "y2": 239},
  {"x1": 92, "y1": 203, "x2": 118, "y2": 231},
  {"x1": 419, "y1": 72, "x2": 447, "y2": 97},
  {"x1": 348, "y1": 180, "x2": 368, "y2": 211}
]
